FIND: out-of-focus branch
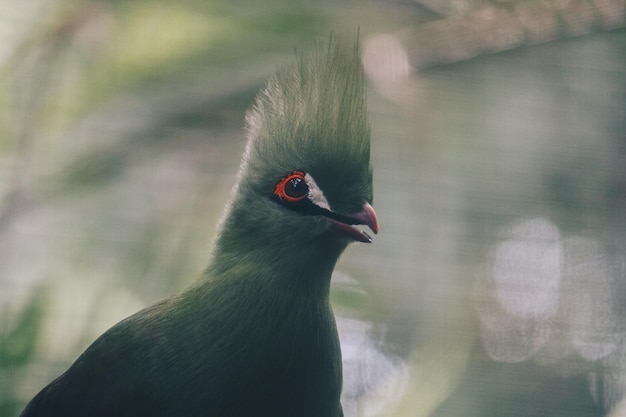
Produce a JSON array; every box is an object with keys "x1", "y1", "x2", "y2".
[{"x1": 400, "y1": 0, "x2": 625, "y2": 69}]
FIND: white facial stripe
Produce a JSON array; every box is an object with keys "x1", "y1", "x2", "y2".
[{"x1": 304, "y1": 173, "x2": 331, "y2": 211}]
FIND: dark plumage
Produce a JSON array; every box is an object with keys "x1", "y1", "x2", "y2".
[{"x1": 20, "y1": 37, "x2": 377, "y2": 417}]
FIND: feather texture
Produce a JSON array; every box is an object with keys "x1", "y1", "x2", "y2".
[{"x1": 21, "y1": 36, "x2": 372, "y2": 417}]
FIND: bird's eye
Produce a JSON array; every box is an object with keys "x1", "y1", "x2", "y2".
[{"x1": 274, "y1": 171, "x2": 309, "y2": 202}]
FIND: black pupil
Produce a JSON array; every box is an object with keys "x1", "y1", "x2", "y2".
[{"x1": 285, "y1": 177, "x2": 307, "y2": 198}]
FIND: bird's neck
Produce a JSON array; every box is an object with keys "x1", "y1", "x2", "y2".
[
  {"x1": 206, "y1": 231, "x2": 346, "y2": 301},
  {"x1": 193, "y1": 195, "x2": 350, "y2": 304}
]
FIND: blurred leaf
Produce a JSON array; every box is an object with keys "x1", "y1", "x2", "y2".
[{"x1": 0, "y1": 291, "x2": 45, "y2": 368}]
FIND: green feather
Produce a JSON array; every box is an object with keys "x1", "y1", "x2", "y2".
[{"x1": 20, "y1": 37, "x2": 372, "y2": 417}]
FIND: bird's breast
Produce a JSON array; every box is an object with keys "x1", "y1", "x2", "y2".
[{"x1": 241, "y1": 308, "x2": 343, "y2": 416}]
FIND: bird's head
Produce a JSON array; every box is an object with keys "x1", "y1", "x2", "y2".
[{"x1": 220, "y1": 38, "x2": 377, "y2": 259}]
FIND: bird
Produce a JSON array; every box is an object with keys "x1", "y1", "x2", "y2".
[{"x1": 20, "y1": 37, "x2": 378, "y2": 417}]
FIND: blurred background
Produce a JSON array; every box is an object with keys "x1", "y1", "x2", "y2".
[{"x1": 1, "y1": 0, "x2": 625, "y2": 416}]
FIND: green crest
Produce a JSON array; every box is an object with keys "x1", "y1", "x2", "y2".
[{"x1": 241, "y1": 37, "x2": 372, "y2": 214}]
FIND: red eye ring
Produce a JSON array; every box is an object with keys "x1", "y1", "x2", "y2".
[{"x1": 274, "y1": 171, "x2": 308, "y2": 202}]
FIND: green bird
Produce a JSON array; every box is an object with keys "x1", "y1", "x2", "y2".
[{"x1": 20, "y1": 37, "x2": 377, "y2": 417}]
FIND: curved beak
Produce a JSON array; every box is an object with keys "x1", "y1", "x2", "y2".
[{"x1": 329, "y1": 202, "x2": 379, "y2": 243}]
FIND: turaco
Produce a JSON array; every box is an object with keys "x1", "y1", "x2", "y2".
[{"x1": 20, "y1": 36, "x2": 378, "y2": 417}]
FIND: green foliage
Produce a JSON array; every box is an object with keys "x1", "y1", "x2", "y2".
[
  {"x1": 0, "y1": 291, "x2": 45, "y2": 368},
  {"x1": 0, "y1": 290, "x2": 46, "y2": 416}
]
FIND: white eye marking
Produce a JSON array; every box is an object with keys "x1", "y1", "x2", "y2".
[{"x1": 304, "y1": 173, "x2": 331, "y2": 211}]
